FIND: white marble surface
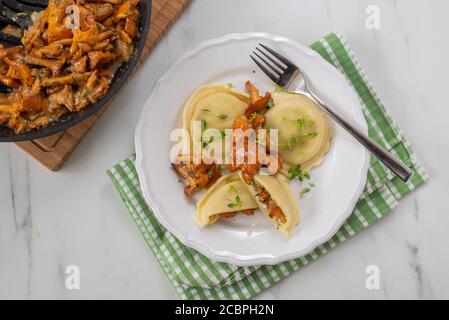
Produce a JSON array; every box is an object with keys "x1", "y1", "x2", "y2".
[{"x1": 0, "y1": 0, "x2": 448, "y2": 300}]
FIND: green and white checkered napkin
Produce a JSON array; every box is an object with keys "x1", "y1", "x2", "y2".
[{"x1": 107, "y1": 33, "x2": 427, "y2": 300}]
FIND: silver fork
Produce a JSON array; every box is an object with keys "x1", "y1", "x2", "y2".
[{"x1": 251, "y1": 43, "x2": 413, "y2": 182}]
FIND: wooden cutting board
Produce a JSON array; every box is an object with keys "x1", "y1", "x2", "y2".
[{"x1": 15, "y1": 0, "x2": 191, "y2": 171}]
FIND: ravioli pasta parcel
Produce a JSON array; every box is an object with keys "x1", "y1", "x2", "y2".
[
  {"x1": 172, "y1": 81, "x2": 333, "y2": 236},
  {"x1": 195, "y1": 172, "x2": 257, "y2": 228},
  {"x1": 266, "y1": 93, "x2": 333, "y2": 171}
]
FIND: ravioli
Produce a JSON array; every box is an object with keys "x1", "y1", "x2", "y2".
[
  {"x1": 265, "y1": 92, "x2": 332, "y2": 170},
  {"x1": 240, "y1": 172, "x2": 300, "y2": 236},
  {"x1": 195, "y1": 173, "x2": 258, "y2": 228},
  {"x1": 296, "y1": 124, "x2": 332, "y2": 170},
  {"x1": 183, "y1": 84, "x2": 249, "y2": 145}
]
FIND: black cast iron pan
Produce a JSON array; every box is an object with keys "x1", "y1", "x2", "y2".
[{"x1": 0, "y1": 0, "x2": 152, "y2": 142}]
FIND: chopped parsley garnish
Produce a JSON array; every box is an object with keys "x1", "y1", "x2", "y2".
[
  {"x1": 281, "y1": 135, "x2": 301, "y2": 150},
  {"x1": 199, "y1": 120, "x2": 207, "y2": 144},
  {"x1": 249, "y1": 112, "x2": 258, "y2": 120},
  {"x1": 202, "y1": 109, "x2": 228, "y2": 120},
  {"x1": 300, "y1": 188, "x2": 311, "y2": 198},
  {"x1": 200, "y1": 119, "x2": 207, "y2": 131},
  {"x1": 287, "y1": 165, "x2": 310, "y2": 181},
  {"x1": 224, "y1": 176, "x2": 233, "y2": 183},
  {"x1": 226, "y1": 82, "x2": 235, "y2": 89},
  {"x1": 202, "y1": 135, "x2": 215, "y2": 148},
  {"x1": 283, "y1": 117, "x2": 308, "y2": 131},
  {"x1": 281, "y1": 117, "x2": 318, "y2": 145},
  {"x1": 274, "y1": 84, "x2": 285, "y2": 93},
  {"x1": 207, "y1": 168, "x2": 214, "y2": 179},
  {"x1": 288, "y1": 165, "x2": 315, "y2": 198},
  {"x1": 228, "y1": 184, "x2": 237, "y2": 194},
  {"x1": 293, "y1": 118, "x2": 305, "y2": 130},
  {"x1": 220, "y1": 130, "x2": 226, "y2": 137},
  {"x1": 227, "y1": 195, "x2": 243, "y2": 208},
  {"x1": 283, "y1": 116, "x2": 316, "y2": 131},
  {"x1": 267, "y1": 97, "x2": 274, "y2": 108}
]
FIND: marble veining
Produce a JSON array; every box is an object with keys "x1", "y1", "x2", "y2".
[
  {"x1": 407, "y1": 242, "x2": 432, "y2": 299},
  {"x1": 1, "y1": 0, "x2": 448, "y2": 299},
  {"x1": 413, "y1": 197, "x2": 419, "y2": 222}
]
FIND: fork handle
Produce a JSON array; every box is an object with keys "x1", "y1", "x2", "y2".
[{"x1": 299, "y1": 91, "x2": 413, "y2": 182}]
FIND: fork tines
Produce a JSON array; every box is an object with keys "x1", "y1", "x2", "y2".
[{"x1": 250, "y1": 43, "x2": 299, "y2": 87}]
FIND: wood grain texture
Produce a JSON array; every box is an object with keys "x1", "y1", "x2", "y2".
[{"x1": 15, "y1": 0, "x2": 191, "y2": 171}]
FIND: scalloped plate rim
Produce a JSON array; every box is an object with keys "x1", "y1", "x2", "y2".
[{"x1": 135, "y1": 32, "x2": 369, "y2": 266}]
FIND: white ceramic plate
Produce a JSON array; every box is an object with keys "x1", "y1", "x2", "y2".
[{"x1": 135, "y1": 33, "x2": 369, "y2": 266}]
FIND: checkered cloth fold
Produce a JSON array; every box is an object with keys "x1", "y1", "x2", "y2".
[{"x1": 107, "y1": 33, "x2": 427, "y2": 299}]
